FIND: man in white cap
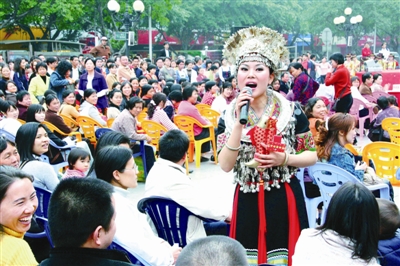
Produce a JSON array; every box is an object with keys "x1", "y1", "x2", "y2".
[{"x1": 90, "y1": 36, "x2": 111, "y2": 59}]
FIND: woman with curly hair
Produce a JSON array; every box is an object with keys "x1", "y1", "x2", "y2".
[{"x1": 50, "y1": 60, "x2": 75, "y2": 102}]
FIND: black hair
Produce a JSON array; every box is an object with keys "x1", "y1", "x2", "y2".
[
  {"x1": 108, "y1": 89, "x2": 123, "y2": 106},
  {"x1": 178, "y1": 78, "x2": 187, "y2": 85},
  {"x1": 96, "y1": 131, "x2": 130, "y2": 157},
  {"x1": 0, "y1": 90, "x2": 4, "y2": 98},
  {"x1": 163, "y1": 57, "x2": 171, "y2": 62},
  {"x1": 129, "y1": 77, "x2": 138, "y2": 83},
  {"x1": 0, "y1": 138, "x2": 15, "y2": 156},
  {"x1": 185, "y1": 59, "x2": 194, "y2": 66},
  {"x1": 222, "y1": 82, "x2": 232, "y2": 93},
  {"x1": 170, "y1": 84, "x2": 182, "y2": 92},
  {"x1": 159, "y1": 129, "x2": 189, "y2": 163},
  {"x1": 84, "y1": 58, "x2": 96, "y2": 66},
  {"x1": 26, "y1": 104, "x2": 45, "y2": 123},
  {"x1": 310, "y1": 54, "x2": 316, "y2": 60},
  {"x1": 81, "y1": 88, "x2": 97, "y2": 105},
  {"x1": 372, "y1": 73, "x2": 382, "y2": 83},
  {"x1": 46, "y1": 57, "x2": 57, "y2": 64},
  {"x1": 147, "y1": 93, "x2": 167, "y2": 119},
  {"x1": 176, "y1": 59, "x2": 184, "y2": 65},
  {"x1": 108, "y1": 63, "x2": 117, "y2": 69},
  {"x1": 48, "y1": 178, "x2": 114, "y2": 248},
  {"x1": 15, "y1": 122, "x2": 47, "y2": 161},
  {"x1": 35, "y1": 62, "x2": 48, "y2": 72},
  {"x1": 148, "y1": 79, "x2": 158, "y2": 85},
  {"x1": 205, "y1": 81, "x2": 216, "y2": 92},
  {"x1": 112, "y1": 82, "x2": 121, "y2": 90},
  {"x1": 155, "y1": 57, "x2": 163, "y2": 63},
  {"x1": 0, "y1": 166, "x2": 34, "y2": 232},
  {"x1": 56, "y1": 60, "x2": 72, "y2": 77},
  {"x1": 141, "y1": 84, "x2": 153, "y2": 97},
  {"x1": 210, "y1": 65, "x2": 218, "y2": 71},
  {"x1": 126, "y1": 96, "x2": 144, "y2": 110},
  {"x1": 45, "y1": 93, "x2": 59, "y2": 106},
  {"x1": 287, "y1": 62, "x2": 305, "y2": 72},
  {"x1": 168, "y1": 90, "x2": 183, "y2": 102},
  {"x1": 387, "y1": 95, "x2": 398, "y2": 107},
  {"x1": 67, "y1": 148, "x2": 91, "y2": 170},
  {"x1": 148, "y1": 64, "x2": 156, "y2": 71},
  {"x1": 70, "y1": 55, "x2": 78, "y2": 61},
  {"x1": 16, "y1": 91, "x2": 30, "y2": 103},
  {"x1": 329, "y1": 53, "x2": 345, "y2": 65},
  {"x1": 138, "y1": 75, "x2": 148, "y2": 83},
  {"x1": 362, "y1": 72, "x2": 372, "y2": 83},
  {"x1": 182, "y1": 87, "x2": 197, "y2": 101},
  {"x1": 377, "y1": 96, "x2": 389, "y2": 110},
  {"x1": 351, "y1": 76, "x2": 360, "y2": 84},
  {"x1": 5, "y1": 81, "x2": 17, "y2": 92},
  {"x1": 94, "y1": 145, "x2": 133, "y2": 183},
  {"x1": 121, "y1": 81, "x2": 134, "y2": 98},
  {"x1": 376, "y1": 198, "x2": 400, "y2": 240},
  {"x1": 0, "y1": 100, "x2": 17, "y2": 114},
  {"x1": 62, "y1": 89, "x2": 75, "y2": 101},
  {"x1": 304, "y1": 97, "x2": 324, "y2": 119},
  {"x1": 13, "y1": 57, "x2": 26, "y2": 75},
  {"x1": 320, "y1": 182, "x2": 379, "y2": 262}
]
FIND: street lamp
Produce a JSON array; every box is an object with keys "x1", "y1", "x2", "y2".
[
  {"x1": 108, "y1": 0, "x2": 145, "y2": 57},
  {"x1": 333, "y1": 7, "x2": 362, "y2": 55}
]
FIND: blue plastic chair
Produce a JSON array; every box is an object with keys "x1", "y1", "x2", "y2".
[
  {"x1": 0, "y1": 129, "x2": 16, "y2": 142},
  {"x1": 108, "y1": 242, "x2": 145, "y2": 265},
  {"x1": 137, "y1": 196, "x2": 218, "y2": 247},
  {"x1": 95, "y1": 128, "x2": 113, "y2": 139},
  {"x1": 396, "y1": 168, "x2": 400, "y2": 180},
  {"x1": 296, "y1": 168, "x2": 323, "y2": 228},
  {"x1": 308, "y1": 162, "x2": 390, "y2": 225},
  {"x1": 34, "y1": 187, "x2": 52, "y2": 218},
  {"x1": 35, "y1": 216, "x2": 54, "y2": 248}
]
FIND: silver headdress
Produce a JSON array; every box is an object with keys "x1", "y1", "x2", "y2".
[{"x1": 223, "y1": 27, "x2": 288, "y2": 72}]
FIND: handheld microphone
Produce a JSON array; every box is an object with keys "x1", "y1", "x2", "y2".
[{"x1": 239, "y1": 87, "x2": 252, "y2": 125}]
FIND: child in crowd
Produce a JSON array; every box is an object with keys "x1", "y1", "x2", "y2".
[
  {"x1": 377, "y1": 198, "x2": 400, "y2": 266},
  {"x1": 63, "y1": 148, "x2": 91, "y2": 178}
]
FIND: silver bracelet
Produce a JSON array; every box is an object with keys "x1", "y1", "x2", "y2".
[{"x1": 225, "y1": 143, "x2": 241, "y2": 151}]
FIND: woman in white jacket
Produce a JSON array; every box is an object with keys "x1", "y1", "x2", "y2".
[
  {"x1": 79, "y1": 88, "x2": 107, "y2": 127},
  {"x1": 292, "y1": 182, "x2": 380, "y2": 266}
]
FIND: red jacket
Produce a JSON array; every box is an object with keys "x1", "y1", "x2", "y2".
[
  {"x1": 362, "y1": 47, "x2": 372, "y2": 57},
  {"x1": 325, "y1": 65, "x2": 351, "y2": 99}
]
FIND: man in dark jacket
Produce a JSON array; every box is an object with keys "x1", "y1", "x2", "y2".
[{"x1": 40, "y1": 178, "x2": 132, "y2": 266}]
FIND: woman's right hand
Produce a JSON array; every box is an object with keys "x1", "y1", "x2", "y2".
[
  {"x1": 355, "y1": 161, "x2": 367, "y2": 171},
  {"x1": 235, "y1": 88, "x2": 253, "y2": 123},
  {"x1": 171, "y1": 244, "x2": 182, "y2": 264}
]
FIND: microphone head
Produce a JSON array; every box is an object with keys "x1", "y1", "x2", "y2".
[{"x1": 242, "y1": 86, "x2": 253, "y2": 96}]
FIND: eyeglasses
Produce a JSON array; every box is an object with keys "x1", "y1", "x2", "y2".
[{"x1": 123, "y1": 164, "x2": 139, "y2": 173}]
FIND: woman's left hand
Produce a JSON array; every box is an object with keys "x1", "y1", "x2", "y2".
[{"x1": 254, "y1": 143, "x2": 286, "y2": 168}]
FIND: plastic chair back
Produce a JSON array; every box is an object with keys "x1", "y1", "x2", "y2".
[
  {"x1": 141, "y1": 120, "x2": 167, "y2": 153},
  {"x1": 195, "y1": 103, "x2": 210, "y2": 112},
  {"x1": 174, "y1": 115, "x2": 218, "y2": 168},
  {"x1": 308, "y1": 162, "x2": 390, "y2": 224},
  {"x1": 382, "y1": 117, "x2": 400, "y2": 145},
  {"x1": 137, "y1": 110, "x2": 147, "y2": 124},
  {"x1": 108, "y1": 242, "x2": 145, "y2": 265},
  {"x1": 363, "y1": 94, "x2": 377, "y2": 104},
  {"x1": 200, "y1": 108, "x2": 220, "y2": 129},
  {"x1": 107, "y1": 118, "x2": 115, "y2": 128},
  {"x1": 362, "y1": 142, "x2": 400, "y2": 185},
  {"x1": 349, "y1": 98, "x2": 369, "y2": 138},
  {"x1": 60, "y1": 114, "x2": 79, "y2": 129},
  {"x1": 296, "y1": 168, "x2": 323, "y2": 228},
  {"x1": 34, "y1": 187, "x2": 52, "y2": 218},
  {"x1": 42, "y1": 121, "x2": 82, "y2": 142},
  {"x1": 372, "y1": 90, "x2": 390, "y2": 99},
  {"x1": 137, "y1": 196, "x2": 217, "y2": 247},
  {"x1": 0, "y1": 129, "x2": 15, "y2": 142},
  {"x1": 17, "y1": 119, "x2": 26, "y2": 124},
  {"x1": 133, "y1": 140, "x2": 147, "y2": 178},
  {"x1": 76, "y1": 116, "x2": 104, "y2": 146},
  {"x1": 35, "y1": 216, "x2": 54, "y2": 247},
  {"x1": 95, "y1": 128, "x2": 113, "y2": 140}
]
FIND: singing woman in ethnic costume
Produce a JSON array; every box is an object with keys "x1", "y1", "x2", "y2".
[{"x1": 219, "y1": 27, "x2": 318, "y2": 266}]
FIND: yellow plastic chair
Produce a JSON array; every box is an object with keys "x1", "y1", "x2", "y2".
[
  {"x1": 17, "y1": 119, "x2": 26, "y2": 124},
  {"x1": 141, "y1": 120, "x2": 167, "y2": 154},
  {"x1": 60, "y1": 114, "x2": 79, "y2": 129},
  {"x1": 195, "y1": 103, "x2": 210, "y2": 112},
  {"x1": 137, "y1": 110, "x2": 148, "y2": 124},
  {"x1": 382, "y1": 117, "x2": 400, "y2": 145},
  {"x1": 42, "y1": 121, "x2": 82, "y2": 142},
  {"x1": 107, "y1": 118, "x2": 115, "y2": 128},
  {"x1": 362, "y1": 142, "x2": 400, "y2": 186},
  {"x1": 174, "y1": 115, "x2": 218, "y2": 168},
  {"x1": 76, "y1": 116, "x2": 105, "y2": 148},
  {"x1": 200, "y1": 108, "x2": 220, "y2": 129}
]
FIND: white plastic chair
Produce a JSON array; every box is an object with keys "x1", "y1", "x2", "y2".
[
  {"x1": 296, "y1": 168, "x2": 323, "y2": 228},
  {"x1": 308, "y1": 162, "x2": 390, "y2": 225}
]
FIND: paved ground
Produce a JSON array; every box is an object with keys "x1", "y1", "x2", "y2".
[{"x1": 129, "y1": 135, "x2": 400, "y2": 210}]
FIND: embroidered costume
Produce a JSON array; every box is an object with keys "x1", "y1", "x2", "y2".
[{"x1": 222, "y1": 26, "x2": 315, "y2": 266}]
